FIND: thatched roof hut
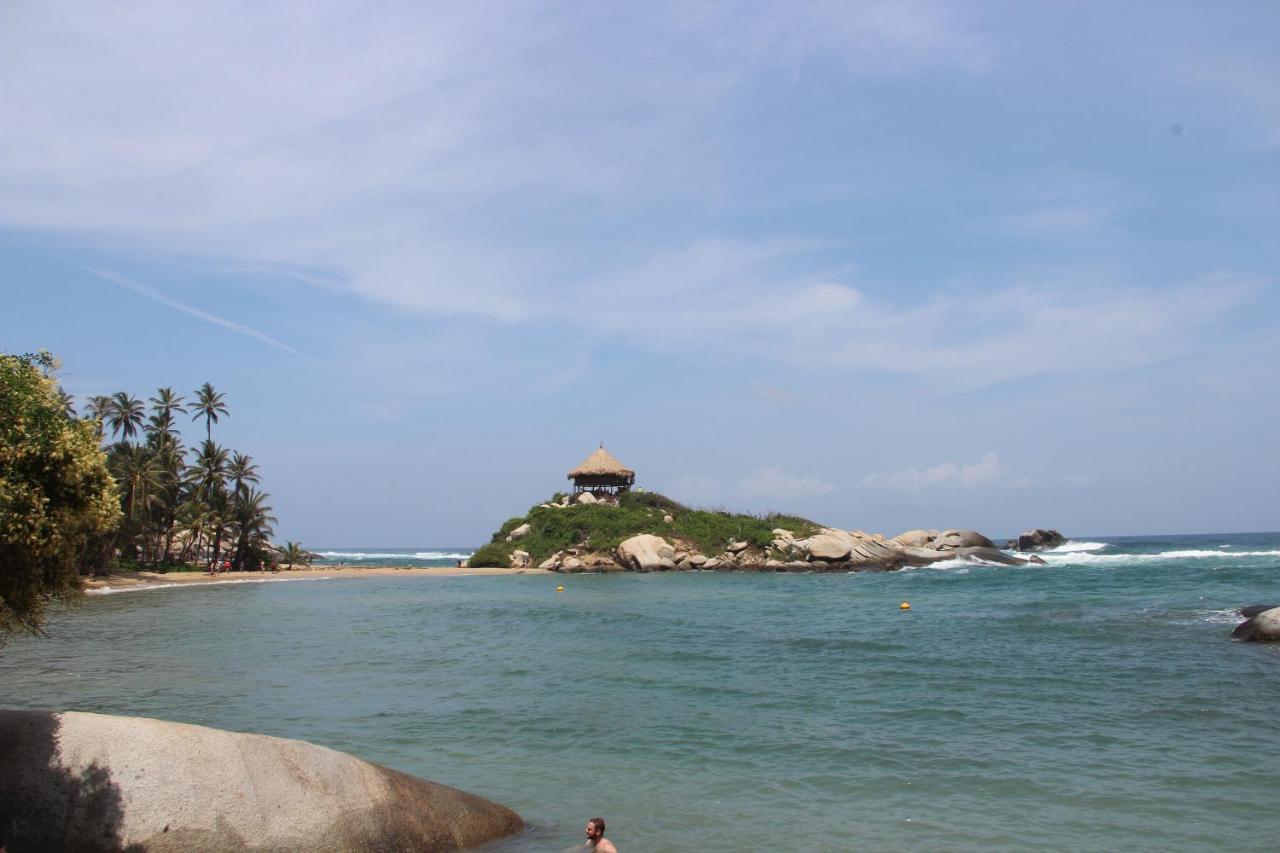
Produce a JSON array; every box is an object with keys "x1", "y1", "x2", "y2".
[{"x1": 567, "y1": 445, "x2": 635, "y2": 494}]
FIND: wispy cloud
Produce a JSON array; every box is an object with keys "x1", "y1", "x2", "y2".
[{"x1": 82, "y1": 266, "x2": 320, "y2": 364}]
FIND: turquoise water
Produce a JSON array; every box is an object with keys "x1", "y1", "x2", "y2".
[{"x1": 4, "y1": 533, "x2": 1279, "y2": 851}]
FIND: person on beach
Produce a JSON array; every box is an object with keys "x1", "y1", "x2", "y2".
[{"x1": 585, "y1": 817, "x2": 616, "y2": 852}]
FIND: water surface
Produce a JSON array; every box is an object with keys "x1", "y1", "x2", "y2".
[{"x1": 4, "y1": 533, "x2": 1279, "y2": 851}]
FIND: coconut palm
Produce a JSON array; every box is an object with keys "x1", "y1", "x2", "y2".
[
  {"x1": 57, "y1": 387, "x2": 76, "y2": 418},
  {"x1": 280, "y1": 541, "x2": 309, "y2": 570},
  {"x1": 192, "y1": 382, "x2": 228, "y2": 441},
  {"x1": 84, "y1": 395, "x2": 113, "y2": 421},
  {"x1": 204, "y1": 487, "x2": 231, "y2": 572},
  {"x1": 187, "y1": 439, "x2": 229, "y2": 505},
  {"x1": 228, "y1": 451, "x2": 260, "y2": 498},
  {"x1": 108, "y1": 444, "x2": 165, "y2": 559},
  {"x1": 150, "y1": 386, "x2": 186, "y2": 422},
  {"x1": 106, "y1": 392, "x2": 145, "y2": 443},
  {"x1": 230, "y1": 488, "x2": 276, "y2": 570}
]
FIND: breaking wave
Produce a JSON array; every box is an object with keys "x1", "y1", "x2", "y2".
[{"x1": 314, "y1": 550, "x2": 472, "y2": 561}]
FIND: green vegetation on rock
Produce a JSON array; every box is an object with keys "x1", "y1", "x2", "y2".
[{"x1": 469, "y1": 491, "x2": 820, "y2": 567}]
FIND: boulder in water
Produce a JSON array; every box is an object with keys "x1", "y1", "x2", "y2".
[
  {"x1": 0, "y1": 709, "x2": 523, "y2": 852},
  {"x1": 1008, "y1": 529, "x2": 1066, "y2": 551},
  {"x1": 1232, "y1": 605, "x2": 1280, "y2": 642}
]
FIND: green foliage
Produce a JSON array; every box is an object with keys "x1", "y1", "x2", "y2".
[
  {"x1": 0, "y1": 352, "x2": 120, "y2": 642},
  {"x1": 468, "y1": 542, "x2": 514, "y2": 568},
  {"x1": 279, "y1": 541, "x2": 310, "y2": 569},
  {"x1": 471, "y1": 492, "x2": 822, "y2": 565}
]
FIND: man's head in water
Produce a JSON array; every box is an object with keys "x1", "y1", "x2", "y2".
[{"x1": 584, "y1": 817, "x2": 616, "y2": 852}]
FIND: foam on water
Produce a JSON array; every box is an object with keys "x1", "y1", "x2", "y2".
[
  {"x1": 1044, "y1": 540, "x2": 1109, "y2": 553},
  {"x1": 1041, "y1": 548, "x2": 1280, "y2": 565},
  {"x1": 314, "y1": 550, "x2": 472, "y2": 561}
]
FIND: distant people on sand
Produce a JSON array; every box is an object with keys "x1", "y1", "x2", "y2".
[{"x1": 585, "y1": 817, "x2": 616, "y2": 852}]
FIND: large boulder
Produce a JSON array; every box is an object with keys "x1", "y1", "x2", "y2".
[
  {"x1": 0, "y1": 710, "x2": 523, "y2": 852},
  {"x1": 505, "y1": 523, "x2": 531, "y2": 542},
  {"x1": 509, "y1": 550, "x2": 530, "y2": 569},
  {"x1": 806, "y1": 531, "x2": 854, "y2": 561},
  {"x1": 616, "y1": 534, "x2": 675, "y2": 571},
  {"x1": 929, "y1": 529, "x2": 995, "y2": 551},
  {"x1": 575, "y1": 492, "x2": 597, "y2": 505},
  {"x1": 891, "y1": 529, "x2": 936, "y2": 548},
  {"x1": 1232, "y1": 605, "x2": 1280, "y2": 642},
  {"x1": 1009, "y1": 529, "x2": 1066, "y2": 551}
]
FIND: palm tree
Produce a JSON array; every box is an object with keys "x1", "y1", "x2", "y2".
[
  {"x1": 230, "y1": 488, "x2": 276, "y2": 570},
  {"x1": 186, "y1": 440, "x2": 230, "y2": 571},
  {"x1": 83, "y1": 395, "x2": 113, "y2": 438},
  {"x1": 187, "y1": 440, "x2": 229, "y2": 505},
  {"x1": 150, "y1": 386, "x2": 186, "y2": 422},
  {"x1": 152, "y1": 439, "x2": 188, "y2": 563},
  {"x1": 108, "y1": 443, "x2": 165, "y2": 560},
  {"x1": 57, "y1": 387, "x2": 76, "y2": 418},
  {"x1": 280, "y1": 541, "x2": 309, "y2": 570},
  {"x1": 146, "y1": 387, "x2": 186, "y2": 443},
  {"x1": 228, "y1": 451, "x2": 260, "y2": 497},
  {"x1": 204, "y1": 488, "x2": 231, "y2": 572},
  {"x1": 107, "y1": 392, "x2": 145, "y2": 443},
  {"x1": 192, "y1": 382, "x2": 228, "y2": 441}
]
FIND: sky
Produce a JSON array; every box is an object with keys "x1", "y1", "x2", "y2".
[{"x1": 2, "y1": 1, "x2": 1278, "y2": 545}]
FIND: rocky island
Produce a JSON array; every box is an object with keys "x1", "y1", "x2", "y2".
[{"x1": 469, "y1": 447, "x2": 1060, "y2": 574}]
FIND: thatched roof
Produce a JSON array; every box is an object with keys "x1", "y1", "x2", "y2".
[{"x1": 567, "y1": 446, "x2": 634, "y2": 479}]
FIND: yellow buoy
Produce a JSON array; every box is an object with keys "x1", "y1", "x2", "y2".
[
  {"x1": 556, "y1": 585, "x2": 565, "y2": 592},
  {"x1": 899, "y1": 601, "x2": 911, "y2": 610}
]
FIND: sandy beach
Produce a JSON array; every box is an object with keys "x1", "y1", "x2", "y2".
[{"x1": 84, "y1": 565, "x2": 552, "y2": 593}]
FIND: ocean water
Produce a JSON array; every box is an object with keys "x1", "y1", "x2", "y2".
[{"x1": 4, "y1": 532, "x2": 1279, "y2": 851}]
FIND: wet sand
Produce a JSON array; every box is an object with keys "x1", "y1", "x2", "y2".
[{"x1": 84, "y1": 565, "x2": 552, "y2": 593}]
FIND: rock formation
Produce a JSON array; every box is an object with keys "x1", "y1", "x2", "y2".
[
  {"x1": 616, "y1": 534, "x2": 676, "y2": 571},
  {"x1": 1007, "y1": 529, "x2": 1066, "y2": 551},
  {"x1": 0, "y1": 709, "x2": 523, "y2": 852},
  {"x1": 1231, "y1": 604, "x2": 1280, "y2": 642}
]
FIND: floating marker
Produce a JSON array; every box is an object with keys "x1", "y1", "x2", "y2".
[
  {"x1": 900, "y1": 601, "x2": 911, "y2": 610},
  {"x1": 556, "y1": 585, "x2": 565, "y2": 592}
]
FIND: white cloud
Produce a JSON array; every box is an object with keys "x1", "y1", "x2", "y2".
[
  {"x1": 0, "y1": 2, "x2": 982, "y2": 312},
  {"x1": 736, "y1": 466, "x2": 835, "y2": 500},
  {"x1": 861, "y1": 451, "x2": 1004, "y2": 490}
]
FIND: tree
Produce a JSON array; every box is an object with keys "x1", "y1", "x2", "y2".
[
  {"x1": 57, "y1": 387, "x2": 76, "y2": 418},
  {"x1": 280, "y1": 541, "x2": 310, "y2": 570},
  {"x1": 149, "y1": 387, "x2": 186, "y2": 425},
  {"x1": 0, "y1": 352, "x2": 120, "y2": 642},
  {"x1": 230, "y1": 487, "x2": 276, "y2": 570},
  {"x1": 106, "y1": 392, "x2": 145, "y2": 443},
  {"x1": 192, "y1": 383, "x2": 228, "y2": 441},
  {"x1": 228, "y1": 451, "x2": 259, "y2": 497},
  {"x1": 107, "y1": 443, "x2": 165, "y2": 560}
]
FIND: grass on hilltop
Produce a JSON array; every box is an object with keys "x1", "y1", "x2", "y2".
[{"x1": 469, "y1": 491, "x2": 821, "y2": 567}]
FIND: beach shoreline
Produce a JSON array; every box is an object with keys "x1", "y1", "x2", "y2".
[{"x1": 84, "y1": 565, "x2": 552, "y2": 592}]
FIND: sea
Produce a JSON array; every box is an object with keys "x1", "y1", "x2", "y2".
[{"x1": 3, "y1": 532, "x2": 1279, "y2": 851}]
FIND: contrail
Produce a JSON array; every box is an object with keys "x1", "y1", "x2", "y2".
[{"x1": 81, "y1": 266, "x2": 322, "y2": 365}]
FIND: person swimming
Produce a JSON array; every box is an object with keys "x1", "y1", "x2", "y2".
[{"x1": 585, "y1": 817, "x2": 616, "y2": 852}]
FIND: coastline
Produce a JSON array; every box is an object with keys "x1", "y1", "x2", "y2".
[{"x1": 84, "y1": 565, "x2": 552, "y2": 593}]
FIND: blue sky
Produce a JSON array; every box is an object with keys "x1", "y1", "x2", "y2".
[{"x1": 3, "y1": 1, "x2": 1277, "y2": 544}]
